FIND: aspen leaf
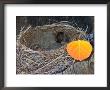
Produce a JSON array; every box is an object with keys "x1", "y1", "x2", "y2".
[{"x1": 66, "y1": 40, "x2": 92, "y2": 61}]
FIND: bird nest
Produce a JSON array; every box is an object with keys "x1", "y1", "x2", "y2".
[{"x1": 16, "y1": 23, "x2": 94, "y2": 74}]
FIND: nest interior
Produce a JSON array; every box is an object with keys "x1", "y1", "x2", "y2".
[{"x1": 19, "y1": 24, "x2": 81, "y2": 51}]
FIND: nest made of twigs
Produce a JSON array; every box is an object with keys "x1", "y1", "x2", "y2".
[{"x1": 16, "y1": 23, "x2": 93, "y2": 74}]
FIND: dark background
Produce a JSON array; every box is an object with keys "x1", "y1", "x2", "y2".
[{"x1": 16, "y1": 16, "x2": 94, "y2": 35}]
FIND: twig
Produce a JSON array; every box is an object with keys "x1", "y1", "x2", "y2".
[
  {"x1": 24, "y1": 50, "x2": 46, "y2": 58},
  {"x1": 34, "y1": 54, "x2": 64, "y2": 73}
]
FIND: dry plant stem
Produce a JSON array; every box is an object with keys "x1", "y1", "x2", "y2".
[
  {"x1": 73, "y1": 60, "x2": 77, "y2": 74},
  {"x1": 24, "y1": 50, "x2": 46, "y2": 58},
  {"x1": 34, "y1": 54, "x2": 64, "y2": 73},
  {"x1": 20, "y1": 26, "x2": 25, "y2": 32}
]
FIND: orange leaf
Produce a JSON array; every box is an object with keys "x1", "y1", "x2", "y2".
[{"x1": 66, "y1": 40, "x2": 93, "y2": 61}]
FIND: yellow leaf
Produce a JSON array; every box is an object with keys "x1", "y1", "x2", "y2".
[{"x1": 66, "y1": 40, "x2": 93, "y2": 61}]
